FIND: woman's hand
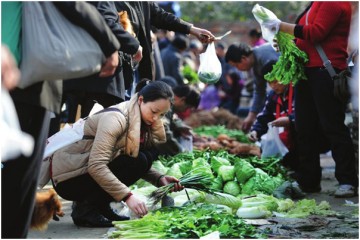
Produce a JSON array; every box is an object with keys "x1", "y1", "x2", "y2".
[
  {"x1": 159, "y1": 175, "x2": 184, "y2": 192},
  {"x1": 99, "y1": 51, "x2": 119, "y2": 77},
  {"x1": 247, "y1": 131, "x2": 258, "y2": 142},
  {"x1": 270, "y1": 116, "x2": 290, "y2": 127},
  {"x1": 125, "y1": 194, "x2": 148, "y2": 217}
]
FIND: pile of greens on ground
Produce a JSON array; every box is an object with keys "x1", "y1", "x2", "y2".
[
  {"x1": 109, "y1": 203, "x2": 262, "y2": 239},
  {"x1": 151, "y1": 150, "x2": 286, "y2": 197},
  {"x1": 193, "y1": 125, "x2": 251, "y2": 143}
]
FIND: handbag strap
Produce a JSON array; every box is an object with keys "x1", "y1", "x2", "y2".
[{"x1": 305, "y1": 7, "x2": 337, "y2": 78}]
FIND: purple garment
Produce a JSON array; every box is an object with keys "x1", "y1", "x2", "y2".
[{"x1": 198, "y1": 85, "x2": 220, "y2": 110}]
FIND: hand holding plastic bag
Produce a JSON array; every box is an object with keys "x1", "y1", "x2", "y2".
[
  {"x1": 260, "y1": 124, "x2": 288, "y2": 158},
  {"x1": 198, "y1": 42, "x2": 222, "y2": 84},
  {"x1": 252, "y1": 4, "x2": 281, "y2": 44}
]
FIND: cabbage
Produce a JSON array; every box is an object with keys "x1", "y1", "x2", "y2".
[
  {"x1": 240, "y1": 194, "x2": 279, "y2": 211},
  {"x1": 234, "y1": 159, "x2": 256, "y2": 184},
  {"x1": 241, "y1": 168, "x2": 283, "y2": 195},
  {"x1": 166, "y1": 163, "x2": 183, "y2": 179},
  {"x1": 203, "y1": 192, "x2": 242, "y2": 210},
  {"x1": 152, "y1": 160, "x2": 168, "y2": 174},
  {"x1": 223, "y1": 181, "x2": 241, "y2": 196},
  {"x1": 210, "y1": 156, "x2": 231, "y2": 174},
  {"x1": 191, "y1": 157, "x2": 214, "y2": 179},
  {"x1": 177, "y1": 161, "x2": 192, "y2": 175},
  {"x1": 277, "y1": 198, "x2": 295, "y2": 212},
  {"x1": 236, "y1": 206, "x2": 272, "y2": 219},
  {"x1": 210, "y1": 175, "x2": 223, "y2": 191},
  {"x1": 219, "y1": 165, "x2": 235, "y2": 182}
]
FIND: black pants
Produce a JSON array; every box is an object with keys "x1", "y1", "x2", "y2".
[
  {"x1": 1, "y1": 103, "x2": 50, "y2": 239},
  {"x1": 295, "y1": 67, "x2": 358, "y2": 188},
  {"x1": 54, "y1": 151, "x2": 155, "y2": 206}
]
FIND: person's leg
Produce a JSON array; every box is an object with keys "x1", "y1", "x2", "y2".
[
  {"x1": 81, "y1": 93, "x2": 122, "y2": 118},
  {"x1": 310, "y1": 69, "x2": 358, "y2": 190},
  {"x1": 294, "y1": 69, "x2": 322, "y2": 190},
  {"x1": 1, "y1": 103, "x2": 50, "y2": 238}
]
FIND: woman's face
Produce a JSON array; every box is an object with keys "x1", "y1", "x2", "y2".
[{"x1": 138, "y1": 96, "x2": 171, "y2": 126}]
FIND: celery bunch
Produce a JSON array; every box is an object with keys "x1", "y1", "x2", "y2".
[{"x1": 265, "y1": 32, "x2": 308, "y2": 85}]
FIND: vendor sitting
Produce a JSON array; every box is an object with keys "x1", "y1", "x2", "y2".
[
  {"x1": 155, "y1": 83, "x2": 201, "y2": 156},
  {"x1": 247, "y1": 79, "x2": 298, "y2": 171}
]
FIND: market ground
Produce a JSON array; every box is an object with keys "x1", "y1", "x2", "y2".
[{"x1": 28, "y1": 154, "x2": 359, "y2": 239}]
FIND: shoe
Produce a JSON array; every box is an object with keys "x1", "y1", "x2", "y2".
[
  {"x1": 99, "y1": 204, "x2": 130, "y2": 221},
  {"x1": 334, "y1": 184, "x2": 356, "y2": 198},
  {"x1": 71, "y1": 201, "x2": 113, "y2": 228}
]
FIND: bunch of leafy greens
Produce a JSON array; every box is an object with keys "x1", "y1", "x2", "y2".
[
  {"x1": 109, "y1": 203, "x2": 262, "y2": 239},
  {"x1": 148, "y1": 171, "x2": 216, "y2": 207},
  {"x1": 264, "y1": 32, "x2": 308, "y2": 85},
  {"x1": 182, "y1": 64, "x2": 199, "y2": 84}
]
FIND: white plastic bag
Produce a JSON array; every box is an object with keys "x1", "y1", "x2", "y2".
[
  {"x1": 19, "y1": 2, "x2": 104, "y2": 88},
  {"x1": 260, "y1": 124, "x2": 288, "y2": 158},
  {"x1": 198, "y1": 42, "x2": 222, "y2": 84},
  {"x1": 38, "y1": 103, "x2": 104, "y2": 188},
  {"x1": 252, "y1": 4, "x2": 279, "y2": 46}
]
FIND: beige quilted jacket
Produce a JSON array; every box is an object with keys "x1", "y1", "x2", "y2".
[{"x1": 50, "y1": 94, "x2": 166, "y2": 201}]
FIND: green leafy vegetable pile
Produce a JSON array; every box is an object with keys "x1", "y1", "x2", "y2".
[
  {"x1": 193, "y1": 125, "x2": 250, "y2": 143},
  {"x1": 264, "y1": 32, "x2": 308, "y2": 85},
  {"x1": 109, "y1": 203, "x2": 261, "y2": 239}
]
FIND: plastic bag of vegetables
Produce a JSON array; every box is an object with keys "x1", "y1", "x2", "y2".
[
  {"x1": 252, "y1": 4, "x2": 279, "y2": 44},
  {"x1": 198, "y1": 42, "x2": 222, "y2": 84}
]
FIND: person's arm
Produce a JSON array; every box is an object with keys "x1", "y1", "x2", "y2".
[
  {"x1": 149, "y1": 2, "x2": 215, "y2": 43},
  {"x1": 251, "y1": 92, "x2": 276, "y2": 138}
]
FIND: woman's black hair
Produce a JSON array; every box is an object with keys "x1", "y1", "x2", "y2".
[
  {"x1": 135, "y1": 78, "x2": 174, "y2": 104},
  {"x1": 173, "y1": 85, "x2": 201, "y2": 109},
  {"x1": 135, "y1": 79, "x2": 174, "y2": 148}
]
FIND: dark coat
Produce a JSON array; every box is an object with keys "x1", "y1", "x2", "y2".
[
  {"x1": 10, "y1": 2, "x2": 120, "y2": 114},
  {"x1": 63, "y1": 1, "x2": 140, "y2": 101},
  {"x1": 114, "y1": 1, "x2": 192, "y2": 80}
]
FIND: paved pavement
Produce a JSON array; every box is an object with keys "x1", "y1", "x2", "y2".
[{"x1": 28, "y1": 155, "x2": 359, "y2": 239}]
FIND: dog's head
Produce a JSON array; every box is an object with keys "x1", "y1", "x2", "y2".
[{"x1": 118, "y1": 11, "x2": 136, "y2": 37}]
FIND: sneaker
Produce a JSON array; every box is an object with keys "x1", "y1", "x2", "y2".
[
  {"x1": 99, "y1": 205, "x2": 130, "y2": 221},
  {"x1": 334, "y1": 184, "x2": 356, "y2": 198}
]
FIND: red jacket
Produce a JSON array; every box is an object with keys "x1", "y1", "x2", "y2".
[{"x1": 296, "y1": 2, "x2": 351, "y2": 70}]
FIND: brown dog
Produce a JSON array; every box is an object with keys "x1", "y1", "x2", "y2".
[
  {"x1": 118, "y1": 11, "x2": 136, "y2": 37},
  {"x1": 30, "y1": 188, "x2": 64, "y2": 231}
]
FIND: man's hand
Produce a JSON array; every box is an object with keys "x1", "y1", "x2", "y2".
[
  {"x1": 1, "y1": 45, "x2": 20, "y2": 90},
  {"x1": 132, "y1": 45, "x2": 143, "y2": 63},
  {"x1": 270, "y1": 116, "x2": 290, "y2": 127},
  {"x1": 125, "y1": 194, "x2": 148, "y2": 217},
  {"x1": 99, "y1": 51, "x2": 118, "y2": 77},
  {"x1": 189, "y1": 26, "x2": 215, "y2": 44}
]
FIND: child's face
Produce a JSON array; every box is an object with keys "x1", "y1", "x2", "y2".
[
  {"x1": 269, "y1": 81, "x2": 287, "y2": 95},
  {"x1": 138, "y1": 96, "x2": 171, "y2": 126}
]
